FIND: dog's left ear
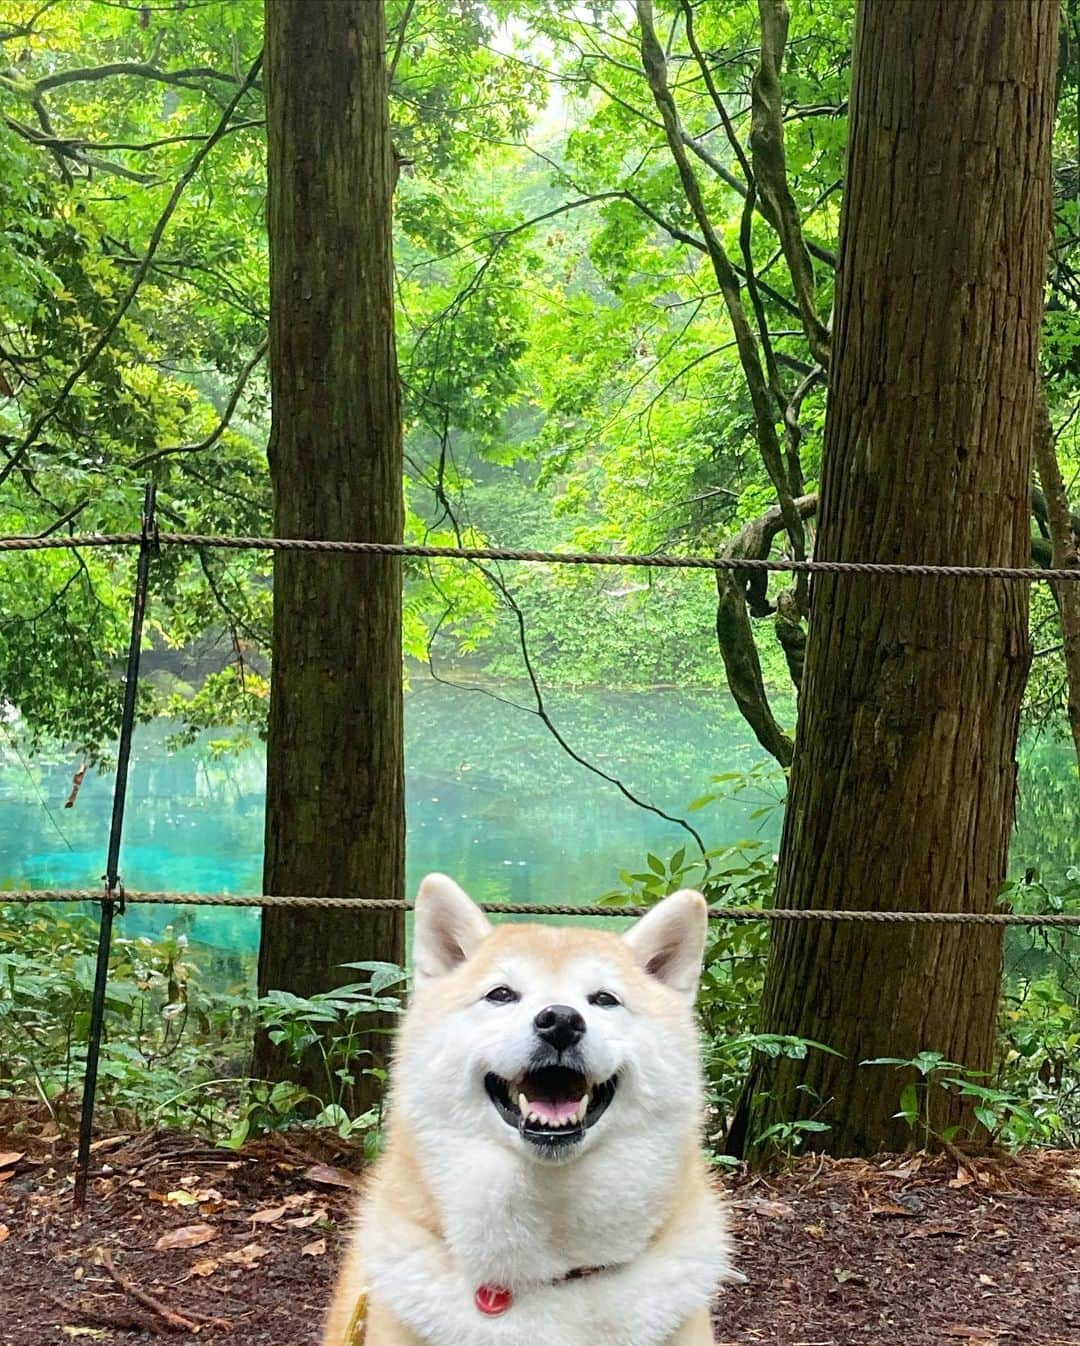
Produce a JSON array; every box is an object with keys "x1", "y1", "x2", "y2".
[
  {"x1": 413, "y1": 873, "x2": 493, "y2": 982},
  {"x1": 623, "y1": 889, "x2": 708, "y2": 998}
]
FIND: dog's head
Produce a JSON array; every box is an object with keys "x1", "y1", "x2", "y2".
[{"x1": 394, "y1": 874, "x2": 709, "y2": 1165}]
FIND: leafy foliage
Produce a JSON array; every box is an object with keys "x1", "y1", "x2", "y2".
[
  {"x1": 1, "y1": 0, "x2": 1079, "y2": 1164},
  {"x1": 0, "y1": 902, "x2": 403, "y2": 1153}
]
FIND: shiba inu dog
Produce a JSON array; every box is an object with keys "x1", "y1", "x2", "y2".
[{"x1": 323, "y1": 874, "x2": 735, "y2": 1346}]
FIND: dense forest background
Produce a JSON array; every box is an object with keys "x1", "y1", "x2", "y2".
[
  {"x1": 1, "y1": 0, "x2": 1079, "y2": 1161},
  {"x1": 1, "y1": 0, "x2": 1078, "y2": 745}
]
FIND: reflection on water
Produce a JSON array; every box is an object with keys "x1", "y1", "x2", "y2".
[{"x1": 2, "y1": 677, "x2": 1075, "y2": 956}]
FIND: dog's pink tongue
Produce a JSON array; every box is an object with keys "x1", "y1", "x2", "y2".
[{"x1": 528, "y1": 1097, "x2": 582, "y2": 1125}]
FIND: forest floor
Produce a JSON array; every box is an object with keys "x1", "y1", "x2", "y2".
[{"x1": 1, "y1": 1112, "x2": 1078, "y2": 1346}]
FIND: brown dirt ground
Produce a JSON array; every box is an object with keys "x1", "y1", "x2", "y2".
[{"x1": 2, "y1": 1115, "x2": 1078, "y2": 1346}]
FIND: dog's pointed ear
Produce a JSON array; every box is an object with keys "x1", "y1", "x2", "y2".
[
  {"x1": 413, "y1": 873, "x2": 493, "y2": 982},
  {"x1": 623, "y1": 889, "x2": 708, "y2": 998}
]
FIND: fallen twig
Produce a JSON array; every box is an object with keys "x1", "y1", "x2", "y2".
[
  {"x1": 940, "y1": 1139, "x2": 982, "y2": 1182},
  {"x1": 98, "y1": 1248, "x2": 211, "y2": 1333},
  {"x1": 48, "y1": 1291, "x2": 156, "y2": 1335}
]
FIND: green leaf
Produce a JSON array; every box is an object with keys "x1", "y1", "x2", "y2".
[{"x1": 899, "y1": 1082, "x2": 919, "y2": 1122}]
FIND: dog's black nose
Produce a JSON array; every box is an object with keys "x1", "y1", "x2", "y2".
[{"x1": 533, "y1": 1004, "x2": 586, "y2": 1052}]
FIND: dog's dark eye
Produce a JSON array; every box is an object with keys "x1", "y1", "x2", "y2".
[
  {"x1": 588, "y1": 990, "x2": 621, "y2": 1008},
  {"x1": 485, "y1": 985, "x2": 520, "y2": 1004}
]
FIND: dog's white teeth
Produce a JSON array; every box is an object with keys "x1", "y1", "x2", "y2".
[
  {"x1": 575, "y1": 1095, "x2": 590, "y2": 1124},
  {"x1": 518, "y1": 1093, "x2": 530, "y2": 1119}
]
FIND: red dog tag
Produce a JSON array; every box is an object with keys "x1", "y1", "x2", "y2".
[{"x1": 475, "y1": 1284, "x2": 513, "y2": 1316}]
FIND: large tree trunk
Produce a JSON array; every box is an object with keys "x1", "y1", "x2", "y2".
[
  {"x1": 256, "y1": 0, "x2": 405, "y2": 1108},
  {"x1": 734, "y1": 0, "x2": 1058, "y2": 1159}
]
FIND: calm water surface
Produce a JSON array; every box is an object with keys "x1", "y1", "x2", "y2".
[{"x1": 2, "y1": 679, "x2": 1075, "y2": 955}]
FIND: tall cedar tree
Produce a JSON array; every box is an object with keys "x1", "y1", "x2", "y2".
[
  {"x1": 733, "y1": 0, "x2": 1060, "y2": 1157},
  {"x1": 256, "y1": 0, "x2": 405, "y2": 1105}
]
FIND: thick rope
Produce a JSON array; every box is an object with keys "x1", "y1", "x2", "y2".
[
  {"x1": 1, "y1": 531, "x2": 1079, "y2": 581},
  {"x1": 3, "y1": 890, "x2": 1078, "y2": 926}
]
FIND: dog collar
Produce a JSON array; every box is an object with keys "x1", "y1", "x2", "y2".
[{"x1": 474, "y1": 1265, "x2": 606, "y2": 1315}]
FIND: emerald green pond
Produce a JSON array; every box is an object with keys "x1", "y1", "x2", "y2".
[{"x1": 2, "y1": 678, "x2": 1076, "y2": 955}]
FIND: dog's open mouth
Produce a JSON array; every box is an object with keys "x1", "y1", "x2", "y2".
[{"x1": 484, "y1": 1066, "x2": 617, "y2": 1145}]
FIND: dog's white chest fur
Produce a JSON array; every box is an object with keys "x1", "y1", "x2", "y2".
[{"x1": 427, "y1": 1131, "x2": 677, "y2": 1287}]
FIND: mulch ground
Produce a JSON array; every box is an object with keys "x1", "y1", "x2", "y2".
[{"x1": 2, "y1": 1113, "x2": 1078, "y2": 1345}]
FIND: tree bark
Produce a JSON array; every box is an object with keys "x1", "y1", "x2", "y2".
[
  {"x1": 734, "y1": 0, "x2": 1058, "y2": 1159},
  {"x1": 256, "y1": 0, "x2": 405, "y2": 1108}
]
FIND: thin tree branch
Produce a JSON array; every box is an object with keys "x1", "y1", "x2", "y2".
[
  {"x1": 0, "y1": 52, "x2": 264, "y2": 490},
  {"x1": 129, "y1": 337, "x2": 268, "y2": 468},
  {"x1": 474, "y1": 559, "x2": 710, "y2": 862},
  {"x1": 387, "y1": 0, "x2": 417, "y2": 87},
  {"x1": 635, "y1": 0, "x2": 806, "y2": 567},
  {"x1": 35, "y1": 498, "x2": 89, "y2": 537},
  {"x1": 418, "y1": 482, "x2": 709, "y2": 861},
  {"x1": 3, "y1": 115, "x2": 159, "y2": 182},
  {"x1": 714, "y1": 494, "x2": 818, "y2": 770},
  {"x1": 0, "y1": 0, "x2": 60, "y2": 44},
  {"x1": 36, "y1": 62, "x2": 249, "y2": 92},
  {"x1": 749, "y1": 0, "x2": 831, "y2": 365},
  {"x1": 15, "y1": 120, "x2": 264, "y2": 153}
]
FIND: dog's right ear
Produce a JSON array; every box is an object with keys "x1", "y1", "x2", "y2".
[
  {"x1": 623, "y1": 888, "x2": 708, "y2": 998},
  {"x1": 412, "y1": 873, "x2": 493, "y2": 982}
]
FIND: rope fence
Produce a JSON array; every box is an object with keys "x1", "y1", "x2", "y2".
[
  {"x1": 4, "y1": 890, "x2": 1079, "y2": 926},
  {"x1": 1, "y1": 529, "x2": 1080, "y2": 580},
  {"x1": 4, "y1": 486, "x2": 1080, "y2": 1209}
]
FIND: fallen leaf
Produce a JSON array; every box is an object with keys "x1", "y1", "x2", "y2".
[
  {"x1": 942, "y1": 1327, "x2": 998, "y2": 1343},
  {"x1": 950, "y1": 1166, "x2": 976, "y2": 1189},
  {"x1": 978, "y1": 1274, "x2": 996, "y2": 1287},
  {"x1": 88, "y1": 1135, "x2": 129, "y2": 1155},
  {"x1": 0, "y1": 1151, "x2": 24, "y2": 1169},
  {"x1": 223, "y1": 1242, "x2": 270, "y2": 1267},
  {"x1": 304, "y1": 1163, "x2": 363, "y2": 1191},
  {"x1": 869, "y1": 1199, "x2": 918, "y2": 1219},
  {"x1": 804, "y1": 1224, "x2": 826, "y2": 1238},
  {"x1": 250, "y1": 1203, "x2": 289, "y2": 1225},
  {"x1": 0, "y1": 1224, "x2": 9, "y2": 1244},
  {"x1": 190, "y1": 1257, "x2": 220, "y2": 1278},
  {"x1": 62, "y1": 1330, "x2": 109, "y2": 1339},
  {"x1": 155, "y1": 1223, "x2": 220, "y2": 1251},
  {"x1": 301, "y1": 1237, "x2": 327, "y2": 1257},
  {"x1": 286, "y1": 1209, "x2": 327, "y2": 1229},
  {"x1": 833, "y1": 1267, "x2": 865, "y2": 1285},
  {"x1": 165, "y1": 1189, "x2": 200, "y2": 1207}
]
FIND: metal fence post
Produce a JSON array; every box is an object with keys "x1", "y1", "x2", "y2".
[{"x1": 73, "y1": 483, "x2": 158, "y2": 1210}]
